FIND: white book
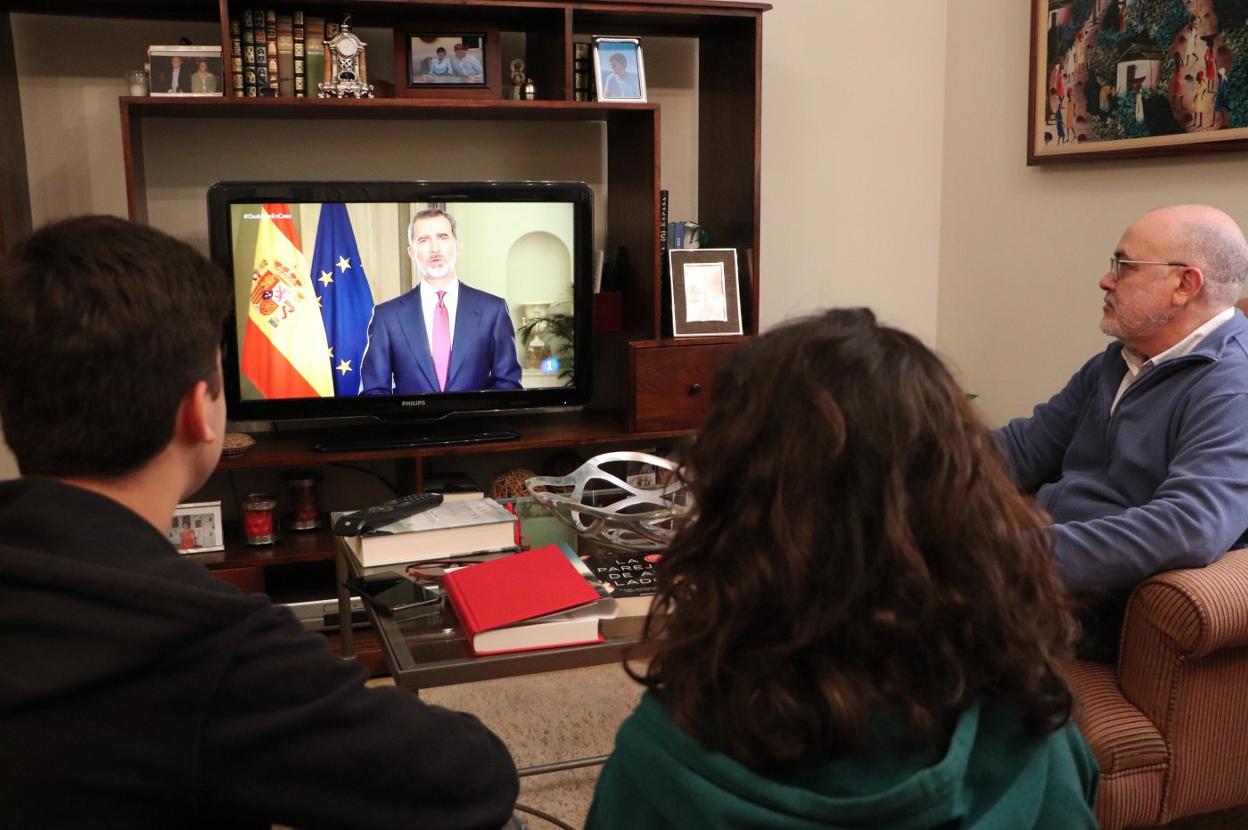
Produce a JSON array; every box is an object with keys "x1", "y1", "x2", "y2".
[{"x1": 335, "y1": 498, "x2": 518, "y2": 569}]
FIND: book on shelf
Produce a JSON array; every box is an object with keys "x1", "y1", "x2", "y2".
[
  {"x1": 252, "y1": 9, "x2": 268, "y2": 95},
  {"x1": 304, "y1": 16, "x2": 326, "y2": 97},
  {"x1": 422, "y1": 472, "x2": 485, "y2": 503},
  {"x1": 336, "y1": 497, "x2": 519, "y2": 570},
  {"x1": 241, "y1": 10, "x2": 257, "y2": 96},
  {"x1": 229, "y1": 18, "x2": 244, "y2": 97},
  {"x1": 293, "y1": 11, "x2": 306, "y2": 98},
  {"x1": 276, "y1": 13, "x2": 295, "y2": 97},
  {"x1": 659, "y1": 189, "x2": 670, "y2": 286},
  {"x1": 443, "y1": 543, "x2": 614, "y2": 655},
  {"x1": 265, "y1": 10, "x2": 280, "y2": 96}
]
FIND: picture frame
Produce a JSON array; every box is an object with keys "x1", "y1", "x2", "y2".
[
  {"x1": 166, "y1": 500, "x2": 225, "y2": 554},
  {"x1": 147, "y1": 45, "x2": 223, "y2": 97},
  {"x1": 393, "y1": 29, "x2": 499, "y2": 99},
  {"x1": 669, "y1": 248, "x2": 742, "y2": 338},
  {"x1": 592, "y1": 36, "x2": 646, "y2": 103},
  {"x1": 1028, "y1": 0, "x2": 1248, "y2": 164}
]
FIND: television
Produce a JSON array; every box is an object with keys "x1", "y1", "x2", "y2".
[{"x1": 207, "y1": 180, "x2": 593, "y2": 451}]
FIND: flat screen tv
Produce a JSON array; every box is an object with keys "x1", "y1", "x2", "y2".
[{"x1": 208, "y1": 180, "x2": 593, "y2": 450}]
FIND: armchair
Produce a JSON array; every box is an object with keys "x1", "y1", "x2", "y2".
[{"x1": 1062, "y1": 548, "x2": 1248, "y2": 829}]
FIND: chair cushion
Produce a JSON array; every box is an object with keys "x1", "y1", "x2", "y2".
[{"x1": 1061, "y1": 660, "x2": 1168, "y2": 774}]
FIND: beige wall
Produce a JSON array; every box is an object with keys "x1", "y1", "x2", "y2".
[
  {"x1": 937, "y1": 1, "x2": 1248, "y2": 426},
  {"x1": 758, "y1": 0, "x2": 949, "y2": 345}
]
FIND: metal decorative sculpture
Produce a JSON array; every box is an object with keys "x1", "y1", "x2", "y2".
[{"x1": 525, "y1": 451, "x2": 691, "y2": 551}]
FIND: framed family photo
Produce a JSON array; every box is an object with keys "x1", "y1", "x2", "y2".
[
  {"x1": 166, "y1": 501, "x2": 225, "y2": 554},
  {"x1": 669, "y1": 248, "x2": 742, "y2": 338},
  {"x1": 395, "y1": 29, "x2": 499, "y2": 99},
  {"x1": 1029, "y1": 0, "x2": 1248, "y2": 164},
  {"x1": 592, "y1": 36, "x2": 646, "y2": 102},
  {"x1": 147, "y1": 45, "x2": 223, "y2": 97}
]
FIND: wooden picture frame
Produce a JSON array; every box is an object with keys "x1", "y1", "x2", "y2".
[
  {"x1": 147, "y1": 45, "x2": 224, "y2": 97},
  {"x1": 394, "y1": 28, "x2": 499, "y2": 99},
  {"x1": 669, "y1": 248, "x2": 742, "y2": 338},
  {"x1": 166, "y1": 500, "x2": 225, "y2": 554},
  {"x1": 592, "y1": 36, "x2": 646, "y2": 103},
  {"x1": 1028, "y1": 0, "x2": 1248, "y2": 164}
]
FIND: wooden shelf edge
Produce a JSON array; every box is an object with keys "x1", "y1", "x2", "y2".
[{"x1": 120, "y1": 96, "x2": 658, "y2": 119}]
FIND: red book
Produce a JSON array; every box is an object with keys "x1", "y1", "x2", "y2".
[{"x1": 443, "y1": 544, "x2": 606, "y2": 655}]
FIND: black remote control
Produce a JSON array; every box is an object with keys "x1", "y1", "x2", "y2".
[{"x1": 332, "y1": 492, "x2": 444, "y2": 537}]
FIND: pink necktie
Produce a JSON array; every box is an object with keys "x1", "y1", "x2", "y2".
[{"x1": 433, "y1": 290, "x2": 451, "y2": 391}]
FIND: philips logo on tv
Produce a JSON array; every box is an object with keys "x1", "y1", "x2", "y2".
[
  {"x1": 242, "y1": 212, "x2": 293, "y2": 220},
  {"x1": 401, "y1": 400, "x2": 426, "y2": 407}
]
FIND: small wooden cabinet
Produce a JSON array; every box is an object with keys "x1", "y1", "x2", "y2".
[{"x1": 630, "y1": 338, "x2": 742, "y2": 432}]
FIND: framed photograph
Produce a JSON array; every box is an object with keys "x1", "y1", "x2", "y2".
[
  {"x1": 1028, "y1": 0, "x2": 1248, "y2": 164},
  {"x1": 166, "y1": 501, "x2": 225, "y2": 554},
  {"x1": 592, "y1": 36, "x2": 646, "y2": 103},
  {"x1": 669, "y1": 248, "x2": 742, "y2": 338},
  {"x1": 147, "y1": 45, "x2": 223, "y2": 97},
  {"x1": 394, "y1": 29, "x2": 499, "y2": 99}
]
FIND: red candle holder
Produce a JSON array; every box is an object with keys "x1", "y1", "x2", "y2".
[
  {"x1": 241, "y1": 492, "x2": 278, "y2": 546},
  {"x1": 284, "y1": 470, "x2": 323, "y2": 531}
]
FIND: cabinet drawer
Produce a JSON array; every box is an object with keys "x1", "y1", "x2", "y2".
[
  {"x1": 632, "y1": 343, "x2": 736, "y2": 432},
  {"x1": 210, "y1": 566, "x2": 265, "y2": 594}
]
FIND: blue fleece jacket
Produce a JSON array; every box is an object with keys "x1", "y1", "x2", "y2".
[{"x1": 995, "y1": 311, "x2": 1248, "y2": 594}]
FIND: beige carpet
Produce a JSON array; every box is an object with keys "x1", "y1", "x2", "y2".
[{"x1": 414, "y1": 661, "x2": 646, "y2": 829}]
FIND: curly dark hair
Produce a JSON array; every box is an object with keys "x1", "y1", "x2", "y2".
[{"x1": 634, "y1": 308, "x2": 1077, "y2": 766}]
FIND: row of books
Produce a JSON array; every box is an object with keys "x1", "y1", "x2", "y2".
[
  {"x1": 230, "y1": 10, "x2": 338, "y2": 98},
  {"x1": 335, "y1": 480, "x2": 657, "y2": 654},
  {"x1": 573, "y1": 41, "x2": 594, "y2": 102}
]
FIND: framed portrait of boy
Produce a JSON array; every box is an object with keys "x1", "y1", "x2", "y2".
[
  {"x1": 166, "y1": 501, "x2": 225, "y2": 554},
  {"x1": 669, "y1": 248, "x2": 743, "y2": 338},
  {"x1": 147, "y1": 45, "x2": 223, "y2": 97},
  {"x1": 592, "y1": 36, "x2": 646, "y2": 103},
  {"x1": 394, "y1": 29, "x2": 499, "y2": 99}
]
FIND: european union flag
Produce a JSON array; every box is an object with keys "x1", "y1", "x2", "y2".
[{"x1": 309, "y1": 204, "x2": 375, "y2": 396}]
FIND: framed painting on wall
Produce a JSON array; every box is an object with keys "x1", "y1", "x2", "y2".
[{"x1": 1028, "y1": 0, "x2": 1248, "y2": 164}]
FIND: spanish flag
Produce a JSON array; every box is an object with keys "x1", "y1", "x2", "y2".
[{"x1": 240, "y1": 205, "x2": 334, "y2": 398}]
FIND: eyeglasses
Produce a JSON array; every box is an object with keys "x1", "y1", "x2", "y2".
[{"x1": 1108, "y1": 256, "x2": 1187, "y2": 280}]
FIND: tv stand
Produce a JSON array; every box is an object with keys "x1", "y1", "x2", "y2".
[{"x1": 312, "y1": 426, "x2": 520, "y2": 454}]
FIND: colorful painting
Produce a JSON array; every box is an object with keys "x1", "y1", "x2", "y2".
[{"x1": 1029, "y1": 0, "x2": 1248, "y2": 163}]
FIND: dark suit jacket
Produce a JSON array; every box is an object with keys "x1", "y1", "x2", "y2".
[
  {"x1": 359, "y1": 282, "x2": 523, "y2": 395},
  {"x1": 154, "y1": 61, "x2": 193, "y2": 93}
]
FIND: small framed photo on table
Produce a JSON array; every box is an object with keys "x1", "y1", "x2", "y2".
[
  {"x1": 394, "y1": 29, "x2": 499, "y2": 99},
  {"x1": 166, "y1": 500, "x2": 225, "y2": 554},
  {"x1": 147, "y1": 45, "x2": 223, "y2": 97},
  {"x1": 592, "y1": 36, "x2": 646, "y2": 103},
  {"x1": 669, "y1": 248, "x2": 743, "y2": 338}
]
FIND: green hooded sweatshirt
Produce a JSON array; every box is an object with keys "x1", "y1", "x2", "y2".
[{"x1": 585, "y1": 693, "x2": 1098, "y2": 830}]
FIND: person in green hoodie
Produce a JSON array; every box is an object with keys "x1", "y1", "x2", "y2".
[{"x1": 586, "y1": 308, "x2": 1099, "y2": 830}]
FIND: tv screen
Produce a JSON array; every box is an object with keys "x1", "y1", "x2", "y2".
[{"x1": 208, "y1": 181, "x2": 593, "y2": 437}]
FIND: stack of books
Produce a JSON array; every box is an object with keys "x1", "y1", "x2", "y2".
[
  {"x1": 233, "y1": 8, "x2": 327, "y2": 97},
  {"x1": 335, "y1": 497, "x2": 519, "y2": 573},
  {"x1": 443, "y1": 543, "x2": 619, "y2": 654}
]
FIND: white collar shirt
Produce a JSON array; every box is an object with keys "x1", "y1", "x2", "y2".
[
  {"x1": 419, "y1": 277, "x2": 460, "y2": 356},
  {"x1": 1111, "y1": 306, "x2": 1235, "y2": 413}
]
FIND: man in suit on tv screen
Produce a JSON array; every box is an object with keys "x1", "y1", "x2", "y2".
[{"x1": 359, "y1": 208, "x2": 523, "y2": 395}]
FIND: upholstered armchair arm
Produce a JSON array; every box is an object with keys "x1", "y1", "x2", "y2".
[{"x1": 1118, "y1": 548, "x2": 1248, "y2": 726}]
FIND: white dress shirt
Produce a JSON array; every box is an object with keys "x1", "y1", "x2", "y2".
[
  {"x1": 1111, "y1": 306, "x2": 1236, "y2": 413},
  {"x1": 419, "y1": 278, "x2": 460, "y2": 355}
]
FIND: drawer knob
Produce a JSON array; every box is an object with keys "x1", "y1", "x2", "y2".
[{"x1": 688, "y1": 383, "x2": 702, "y2": 395}]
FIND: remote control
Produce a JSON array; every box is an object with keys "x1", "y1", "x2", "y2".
[{"x1": 332, "y1": 492, "x2": 445, "y2": 537}]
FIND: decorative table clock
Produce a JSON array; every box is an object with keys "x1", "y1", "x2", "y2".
[{"x1": 319, "y1": 15, "x2": 374, "y2": 98}]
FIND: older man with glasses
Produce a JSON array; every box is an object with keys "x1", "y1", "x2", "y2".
[{"x1": 995, "y1": 203, "x2": 1248, "y2": 661}]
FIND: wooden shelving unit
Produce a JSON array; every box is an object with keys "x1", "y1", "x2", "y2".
[{"x1": 2, "y1": 0, "x2": 769, "y2": 630}]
